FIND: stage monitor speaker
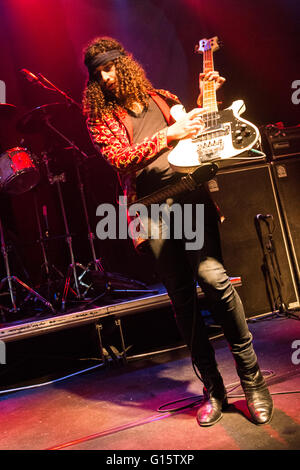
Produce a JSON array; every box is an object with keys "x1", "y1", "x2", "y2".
[
  {"x1": 272, "y1": 156, "x2": 300, "y2": 292},
  {"x1": 207, "y1": 162, "x2": 299, "y2": 318}
]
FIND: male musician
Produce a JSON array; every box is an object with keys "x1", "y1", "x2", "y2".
[{"x1": 83, "y1": 37, "x2": 273, "y2": 427}]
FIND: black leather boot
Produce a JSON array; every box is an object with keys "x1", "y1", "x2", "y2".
[
  {"x1": 237, "y1": 363, "x2": 273, "y2": 425},
  {"x1": 196, "y1": 370, "x2": 228, "y2": 427}
]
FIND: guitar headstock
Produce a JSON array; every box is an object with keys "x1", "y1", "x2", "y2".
[{"x1": 195, "y1": 36, "x2": 220, "y2": 54}]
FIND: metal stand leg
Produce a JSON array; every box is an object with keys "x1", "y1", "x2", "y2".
[
  {"x1": 54, "y1": 177, "x2": 87, "y2": 311},
  {"x1": 41, "y1": 151, "x2": 88, "y2": 311},
  {"x1": 115, "y1": 319, "x2": 127, "y2": 363},
  {"x1": 76, "y1": 163, "x2": 103, "y2": 273},
  {"x1": 33, "y1": 190, "x2": 66, "y2": 304},
  {"x1": 0, "y1": 217, "x2": 56, "y2": 316},
  {"x1": 0, "y1": 218, "x2": 17, "y2": 313},
  {"x1": 95, "y1": 323, "x2": 106, "y2": 364}
]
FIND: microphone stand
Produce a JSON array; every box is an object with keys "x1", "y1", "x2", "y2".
[
  {"x1": 37, "y1": 73, "x2": 81, "y2": 109},
  {"x1": 254, "y1": 215, "x2": 299, "y2": 320}
]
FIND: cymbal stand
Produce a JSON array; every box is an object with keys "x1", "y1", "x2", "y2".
[
  {"x1": 43, "y1": 119, "x2": 107, "y2": 289},
  {"x1": 44, "y1": 112, "x2": 151, "y2": 300},
  {"x1": 27, "y1": 79, "x2": 101, "y2": 274},
  {"x1": 75, "y1": 160, "x2": 105, "y2": 273},
  {"x1": 0, "y1": 216, "x2": 56, "y2": 317},
  {"x1": 42, "y1": 152, "x2": 85, "y2": 311},
  {"x1": 33, "y1": 189, "x2": 66, "y2": 303}
]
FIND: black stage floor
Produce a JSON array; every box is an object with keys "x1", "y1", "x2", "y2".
[{"x1": 0, "y1": 280, "x2": 299, "y2": 451}]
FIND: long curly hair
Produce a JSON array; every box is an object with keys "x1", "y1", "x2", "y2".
[{"x1": 82, "y1": 37, "x2": 154, "y2": 120}]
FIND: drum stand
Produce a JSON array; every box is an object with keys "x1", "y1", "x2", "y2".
[
  {"x1": 0, "y1": 216, "x2": 56, "y2": 317},
  {"x1": 44, "y1": 119, "x2": 103, "y2": 272},
  {"x1": 43, "y1": 121, "x2": 146, "y2": 306},
  {"x1": 42, "y1": 152, "x2": 86, "y2": 312}
]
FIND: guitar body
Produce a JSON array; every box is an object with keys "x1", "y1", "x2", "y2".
[{"x1": 168, "y1": 100, "x2": 261, "y2": 173}]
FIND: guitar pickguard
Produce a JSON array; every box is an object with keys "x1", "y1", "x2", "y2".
[{"x1": 193, "y1": 109, "x2": 257, "y2": 163}]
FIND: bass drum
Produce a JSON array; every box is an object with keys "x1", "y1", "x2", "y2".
[{"x1": 0, "y1": 147, "x2": 40, "y2": 195}]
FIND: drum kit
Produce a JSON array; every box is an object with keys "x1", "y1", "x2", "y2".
[{"x1": 0, "y1": 99, "x2": 148, "y2": 322}]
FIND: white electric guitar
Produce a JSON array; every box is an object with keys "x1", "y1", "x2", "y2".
[{"x1": 168, "y1": 36, "x2": 262, "y2": 173}]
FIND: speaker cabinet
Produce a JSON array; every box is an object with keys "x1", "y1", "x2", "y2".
[{"x1": 208, "y1": 162, "x2": 299, "y2": 318}]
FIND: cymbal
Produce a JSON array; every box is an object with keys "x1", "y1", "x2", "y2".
[
  {"x1": 0, "y1": 103, "x2": 17, "y2": 119},
  {"x1": 16, "y1": 103, "x2": 70, "y2": 134},
  {"x1": 16, "y1": 102, "x2": 95, "y2": 157}
]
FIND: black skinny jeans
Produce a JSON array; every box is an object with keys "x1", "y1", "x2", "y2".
[{"x1": 142, "y1": 189, "x2": 257, "y2": 376}]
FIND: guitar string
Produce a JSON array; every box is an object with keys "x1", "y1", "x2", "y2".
[{"x1": 203, "y1": 48, "x2": 218, "y2": 129}]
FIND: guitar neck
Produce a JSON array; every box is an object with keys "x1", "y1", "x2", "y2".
[{"x1": 202, "y1": 49, "x2": 218, "y2": 113}]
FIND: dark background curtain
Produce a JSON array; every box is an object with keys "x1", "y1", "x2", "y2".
[{"x1": 0, "y1": 0, "x2": 299, "y2": 286}]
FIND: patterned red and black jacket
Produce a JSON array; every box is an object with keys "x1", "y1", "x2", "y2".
[
  {"x1": 86, "y1": 89, "x2": 180, "y2": 205},
  {"x1": 86, "y1": 89, "x2": 222, "y2": 248}
]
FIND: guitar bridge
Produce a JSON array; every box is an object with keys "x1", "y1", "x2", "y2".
[{"x1": 196, "y1": 136, "x2": 225, "y2": 163}]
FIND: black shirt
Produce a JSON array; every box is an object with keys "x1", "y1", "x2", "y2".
[{"x1": 130, "y1": 97, "x2": 181, "y2": 198}]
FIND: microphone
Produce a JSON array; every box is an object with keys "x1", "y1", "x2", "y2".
[{"x1": 20, "y1": 68, "x2": 40, "y2": 84}]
